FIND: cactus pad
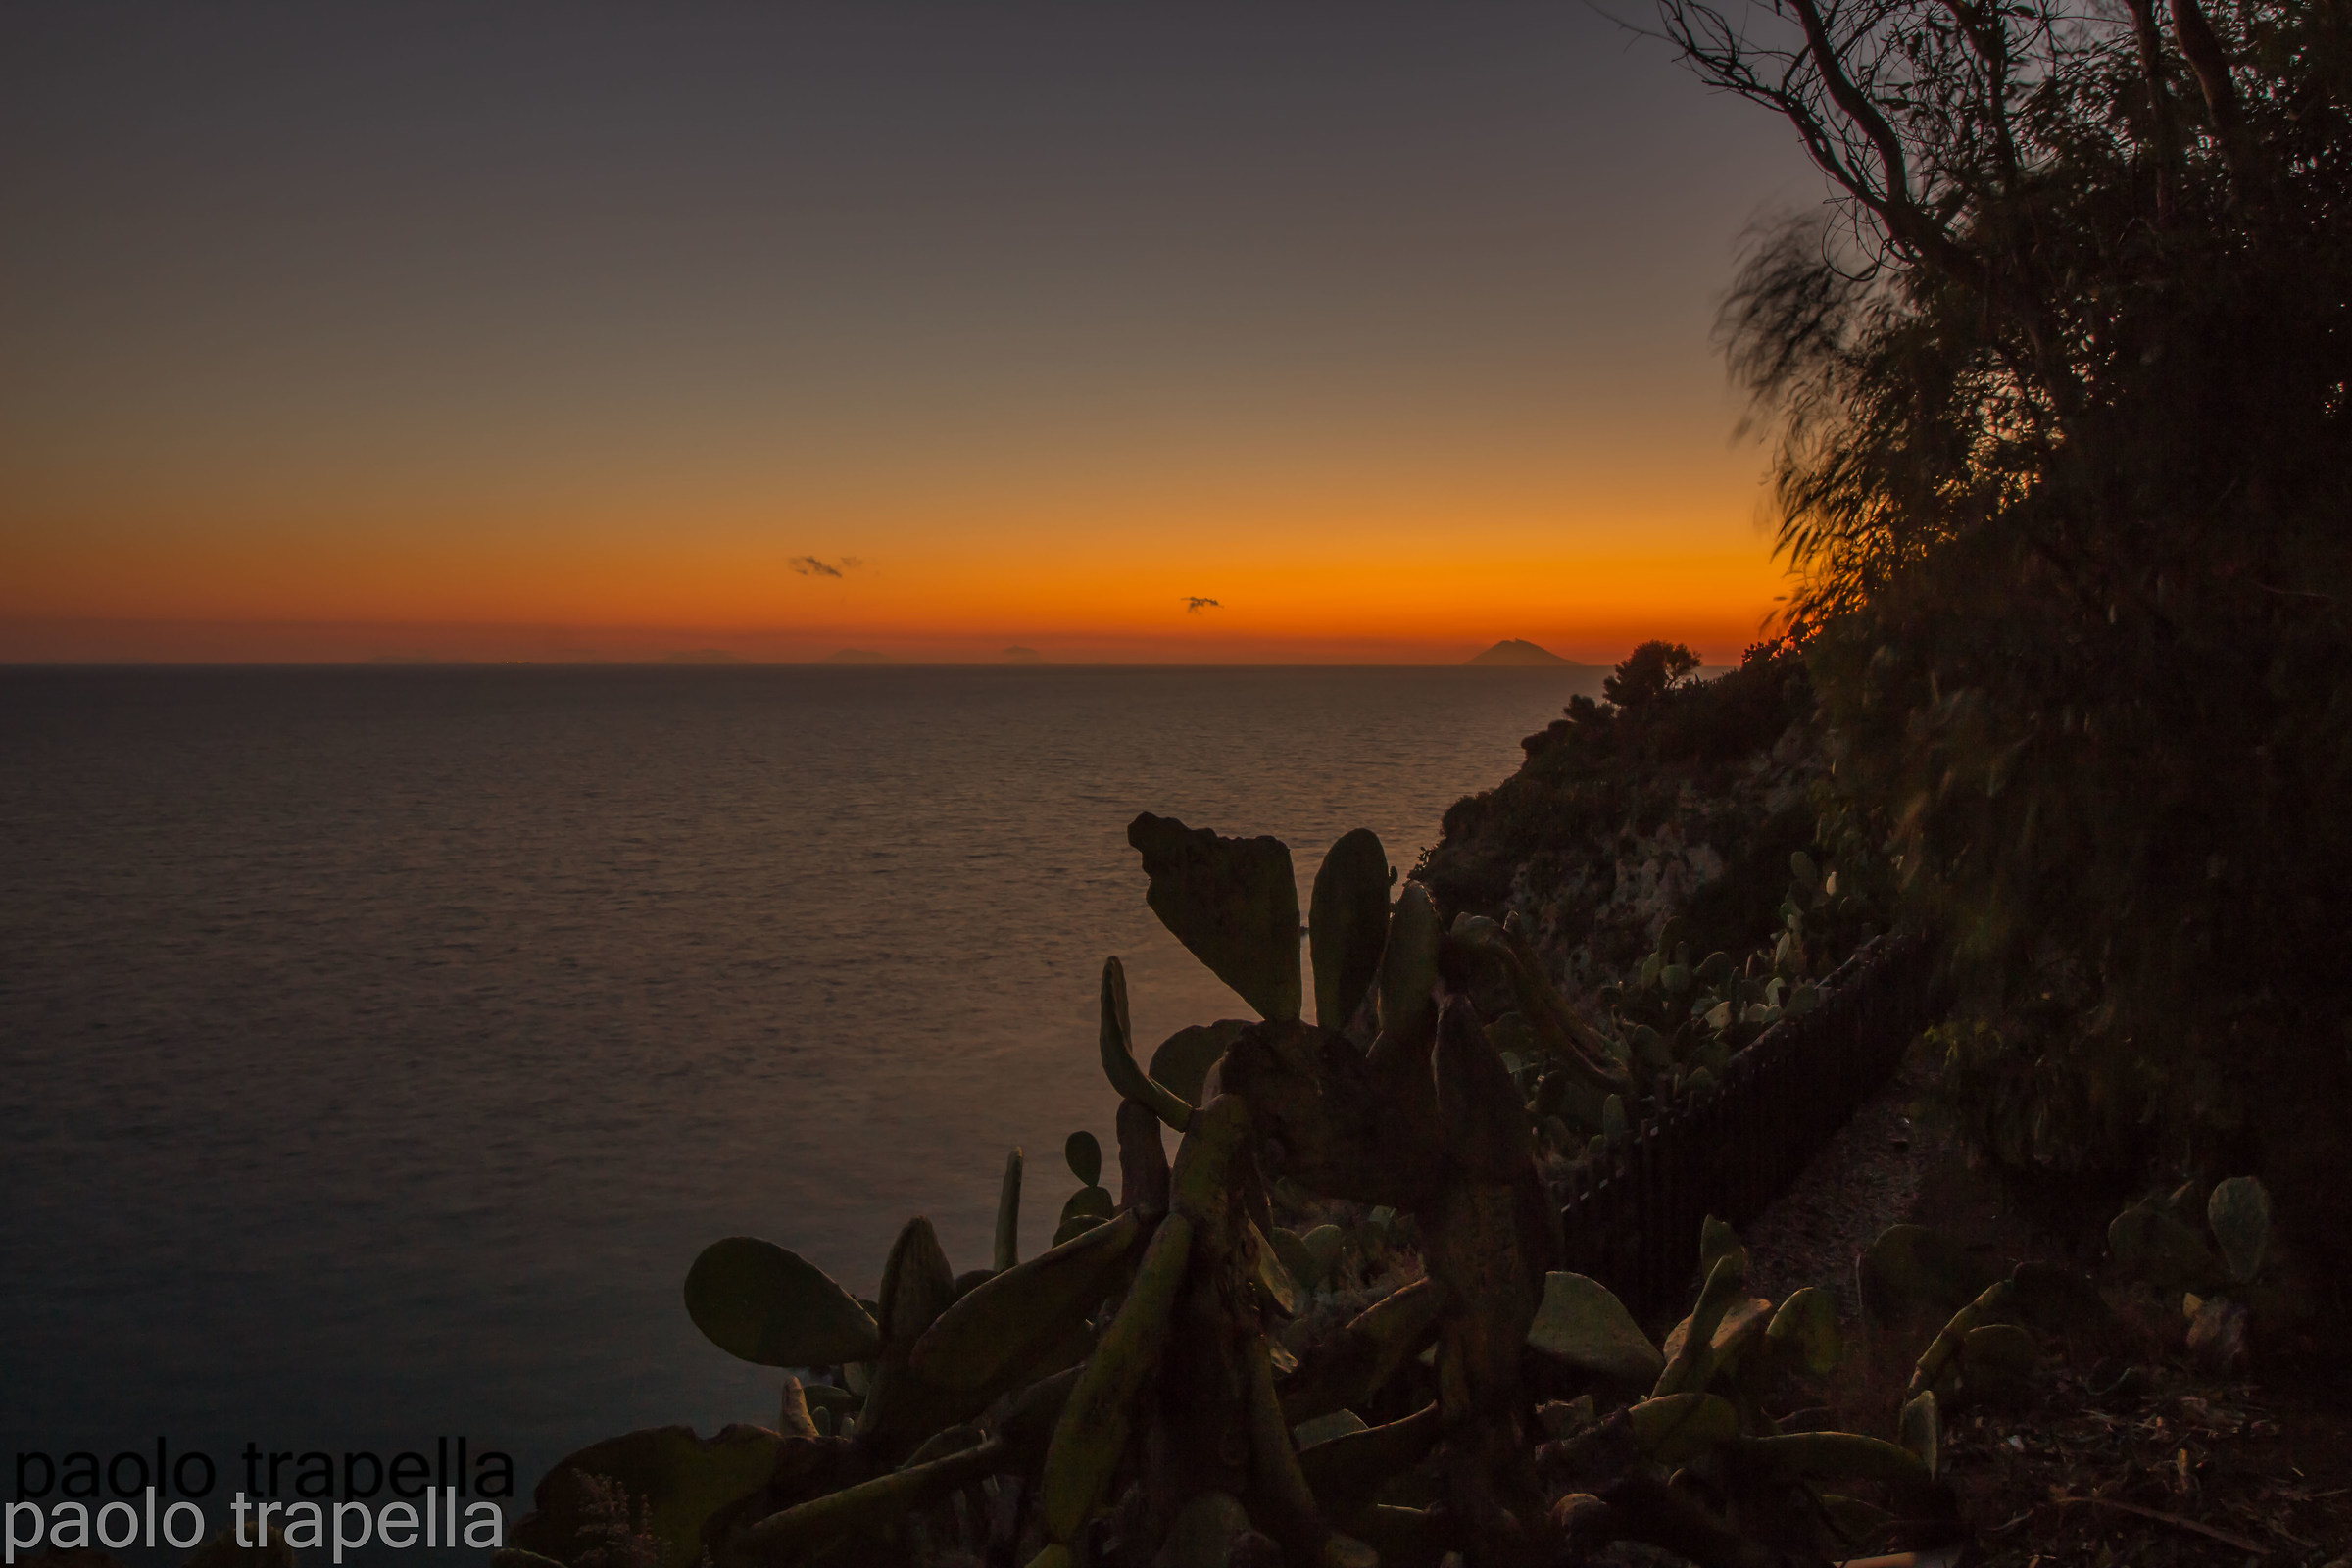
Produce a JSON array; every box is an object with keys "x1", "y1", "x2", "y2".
[
  {"x1": 1270, "y1": 1226, "x2": 1320, "y2": 1290},
  {"x1": 909, "y1": 1208, "x2": 1142, "y2": 1415},
  {"x1": 1527, "y1": 1271, "x2": 1663, "y2": 1385},
  {"x1": 1765, "y1": 1286, "x2": 1842, "y2": 1377},
  {"x1": 995, "y1": 1148, "x2": 1023, "y2": 1273},
  {"x1": 682, "y1": 1237, "x2": 881, "y2": 1367},
  {"x1": 1859, "y1": 1223, "x2": 2004, "y2": 1324},
  {"x1": 509, "y1": 1425, "x2": 782, "y2": 1568},
  {"x1": 1308, "y1": 828, "x2": 1392, "y2": 1030},
  {"x1": 1300, "y1": 1223, "x2": 1347, "y2": 1284},
  {"x1": 1630, "y1": 1393, "x2": 1739, "y2": 1464},
  {"x1": 1375, "y1": 882, "x2": 1441, "y2": 1047},
  {"x1": 1040, "y1": 1211, "x2": 1196, "y2": 1542},
  {"x1": 1098, "y1": 956, "x2": 1197, "y2": 1130},
  {"x1": 1058, "y1": 1184, "x2": 1114, "y2": 1232},
  {"x1": 1127, "y1": 812, "x2": 1302, "y2": 1021},
  {"x1": 1150, "y1": 1019, "x2": 1249, "y2": 1108},
  {"x1": 1897, "y1": 1390, "x2": 1940, "y2": 1478},
  {"x1": 2108, "y1": 1200, "x2": 2222, "y2": 1292},
  {"x1": 2206, "y1": 1175, "x2": 2271, "y2": 1284}
]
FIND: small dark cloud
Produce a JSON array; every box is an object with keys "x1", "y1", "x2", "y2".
[
  {"x1": 790, "y1": 556, "x2": 843, "y2": 577},
  {"x1": 840, "y1": 556, "x2": 864, "y2": 568},
  {"x1": 1002, "y1": 645, "x2": 1042, "y2": 662},
  {"x1": 1184, "y1": 596, "x2": 1222, "y2": 613}
]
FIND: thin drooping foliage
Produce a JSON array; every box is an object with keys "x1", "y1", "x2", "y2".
[{"x1": 1664, "y1": 0, "x2": 2352, "y2": 1244}]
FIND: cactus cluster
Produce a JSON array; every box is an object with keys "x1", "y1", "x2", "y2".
[
  {"x1": 2106, "y1": 1174, "x2": 2310, "y2": 1368},
  {"x1": 500, "y1": 816, "x2": 1957, "y2": 1567},
  {"x1": 1848, "y1": 1218, "x2": 2147, "y2": 1419},
  {"x1": 1581, "y1": 851, "x2": 1856, "y2": 1118},
  {"x1": 1431, "y1": 848, "x2": 1866, "y2": 1174},
  {"x1": 1543, "y1": 1236, "x2": 1957, "y2": 1565}
]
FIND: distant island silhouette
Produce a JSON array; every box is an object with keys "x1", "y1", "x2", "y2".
[
  {"x1": 1002, "y1": 646, "x2": 1043, "y2": 663},
  {"x1": 826, "y1": 648, "x2": 895, "y2": 664},
  {"x1": 1466, "y1": 638, "x2": 1576, "y2": 666}
]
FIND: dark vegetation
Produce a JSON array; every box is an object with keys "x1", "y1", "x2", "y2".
[
  {"x1": 1424, "y1": 639, "x2": 1840, "y2": 996},
  {"x1": 1652, "y1": 0, "x2": 2352, "y2": 1265},
  {"x1": 478, "y1": 806, "x2": 2342, "y2": 1566},
  {"x1": 494, "y1": 820, "x2": 2022, "y2": 1568},
  {"x1": 1441, "y1": 0, "x2": 2352, "y2": 1273}
]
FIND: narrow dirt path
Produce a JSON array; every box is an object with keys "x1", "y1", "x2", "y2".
[
  {"x1": 1736, "y1": 1046, "x2": 1942, "y2": 1312},
  {"x1": 1736, "y1": 1040, "x2": 2045, "y2": 1316}
]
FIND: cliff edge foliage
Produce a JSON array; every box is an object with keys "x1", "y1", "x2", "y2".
[
  {"x1": 1655, "y1": 0, "x2": 2352, "y2": 1258},
  {"x1": 1419, "y1": 640, "x2": 1869, "y2": 1005}
]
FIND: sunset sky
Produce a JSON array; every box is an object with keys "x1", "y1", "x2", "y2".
[{"x1": 1, "y1": 5, "x2": 1824, "y2": 664}]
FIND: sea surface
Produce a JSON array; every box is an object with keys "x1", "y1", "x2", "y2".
[{"x1": 0, "y1": 664, "x2": 1601, "y2": 1508}]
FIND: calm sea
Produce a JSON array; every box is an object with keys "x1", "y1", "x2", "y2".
[{"x1": 0, "y1": 665, "x2": 1599, "y2": 1508}]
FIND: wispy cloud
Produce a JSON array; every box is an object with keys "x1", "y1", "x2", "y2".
[
  {"x1": 791, "y1": 556, "x2": 858, "y2": 578},
  {"x1": 1183, "y1": 596, "x2": 1222, "y2": 613}
]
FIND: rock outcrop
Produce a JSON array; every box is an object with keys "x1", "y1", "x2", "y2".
[{"x1": 1417, "y1": 641, "x2": 1824, "y2": 1003}]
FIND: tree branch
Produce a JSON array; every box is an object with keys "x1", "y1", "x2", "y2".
[
  {"x1": 1782, "y1": 0, "x2": 1984, "y2": 286},
  {"x1": 2124, "y1": 0, "x2": 2180, "y2": 224},
  {"x1": 2169, "y1": 0, "x2": 2253, "y2": 186}
]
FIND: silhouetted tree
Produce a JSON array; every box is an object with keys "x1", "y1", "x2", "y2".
[
  {"x1": 1659, "y1": 0, "x2": 2352, "y2": 1247},
  {"x1": 1601, "y1": 639, "x2": 1701, "y2": 709}
]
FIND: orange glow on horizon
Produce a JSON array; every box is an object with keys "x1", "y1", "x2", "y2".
[
  {"x1": 2, "y1": 492, "x2": 1788, "y2": 664},
  {"x1": 2, "y1": 416, "x2": 1794, "y2": 662}
]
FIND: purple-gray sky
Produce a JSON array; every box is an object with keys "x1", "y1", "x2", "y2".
[{"x1": 1, "y1": 4, "x2": 1827, "y2": 662}]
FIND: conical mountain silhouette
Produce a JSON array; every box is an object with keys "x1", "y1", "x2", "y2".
[{"x1": 1465, "y1": 638, "x2": 1573, "y2": 666}]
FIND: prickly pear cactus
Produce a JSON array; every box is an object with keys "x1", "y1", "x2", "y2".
[{"x1": 512, "y1": 818, "x2": 1969, "y2": 1568}]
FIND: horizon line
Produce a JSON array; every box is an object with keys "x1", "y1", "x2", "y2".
[{"x1": 0, "y1": 657, "x2": 1648, "y2": 671}]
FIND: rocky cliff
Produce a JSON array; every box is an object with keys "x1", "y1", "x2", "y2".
[{"x1": 1416, "y1": 640, "x2": 1827, "y2": 1002}]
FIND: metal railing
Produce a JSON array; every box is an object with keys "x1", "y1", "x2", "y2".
[{"x1": 1551, "y1": 932, "x2": 1935, "y2": 1322}]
